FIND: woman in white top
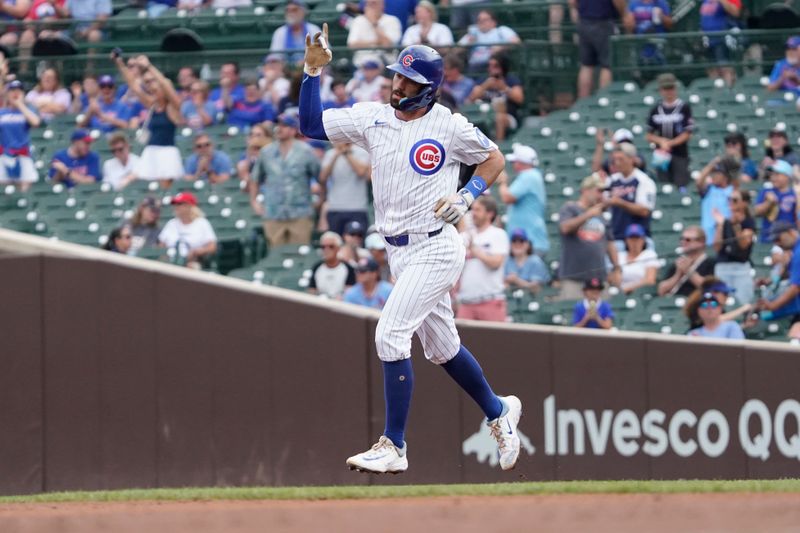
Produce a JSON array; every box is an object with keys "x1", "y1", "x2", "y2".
[
  {"x1": 401, "y1": 1, "x2": 454, "y2": 48},
  {"x1": 158, "y1": 191, "x2": 217, "y2": 269},
  {"x1": 615, "y1": 223, "x2": 659, "y2": 294},
  {"x1": 25, "y1": 68, "x2": 71, "y2": 121}
]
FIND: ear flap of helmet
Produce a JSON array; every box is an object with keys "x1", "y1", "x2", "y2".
[{"x1": 398, "y1": 85, "x2": 435, "y2": 111}]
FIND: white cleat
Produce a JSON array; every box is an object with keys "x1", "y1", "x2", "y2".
[
  {"x1": 346, "y1": 436, "x2": 408, "y2": 474},
  {"x1": 488, "y1": 395, "x2": 523, "y2": 471}
]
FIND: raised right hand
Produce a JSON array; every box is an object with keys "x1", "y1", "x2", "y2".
[{"x1": 304, "y1": 22, "x2": 332, "y2": 76}]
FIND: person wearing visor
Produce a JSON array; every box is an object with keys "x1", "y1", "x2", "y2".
[{"x1": 687, "y1": 291, "x2": 745, "y2": 339}]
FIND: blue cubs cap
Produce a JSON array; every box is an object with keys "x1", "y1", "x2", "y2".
[
  {"x1": 510, "y1": 228, "x2": 529, "y2": 241},
  {"x1": 98, "y1": 75, "x2": 115, "y2": 87},
  {"x1": 356, "y1": 257, "x2": 379, "y2": 272},
  {"x1": 625, "y1": 223, "x2": 646, "y2": 238},
  {"x1": 6, "y1": 80, "x2": 23, "y2": 91},
  {"x1": 344, "y1": 220, "x2": 365, "y2": 236},
  {"x1": 786, "y1": 36, "x2": 800, "y2": 49},
  {"x1": 71, "y1": 129, "x2": 93, "y2": 143},
  {"x1": 707, "y1": 281, "x2": 733, "y2": 294},
  {"x1": 277, "y1": 114, "x2": 298, "y2": 128},
  {"x1": 584, "y1": 277, "x2": 604, "y2": 290},
  {"x1": 769, "y1": 159, "x2": 793, "y2": 176}
]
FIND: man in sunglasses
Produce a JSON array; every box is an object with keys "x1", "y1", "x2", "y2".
[
  {"x1": 79, "y1": 75, "x2": 130, "y2": 133},
  {"x1": 183, "y1": 133, "x2": 232, "y2": 184},
  {"x1": 102, "y1": 131, "x2": 140, "y2": 191},
  {"x1": 687, "y1": 291, "x2": 745, "y2": 339},
  {"x1": 658, "y1": 225, "x2": 716, "y2": 296}
]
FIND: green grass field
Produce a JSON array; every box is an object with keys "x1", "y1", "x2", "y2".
[{"x1": 2, "y1": 480, "x2": 800, "y2": 504}]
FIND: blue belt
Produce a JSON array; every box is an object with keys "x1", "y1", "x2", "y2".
[{"x1": 384, "y1": 228, "x2": 443, "y2": 247}]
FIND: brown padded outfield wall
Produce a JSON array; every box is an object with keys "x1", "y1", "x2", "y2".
[{"x1": 1, "y1": 252, "x2": 799, "y2": 496}]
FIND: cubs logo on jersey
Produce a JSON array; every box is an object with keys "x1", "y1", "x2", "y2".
[
  {"x1": 409, "y1": 139, "x2": 445, "y2": 176},
  {"x1": 474, "y1": 127, "x2": 491, "y2": 149}
]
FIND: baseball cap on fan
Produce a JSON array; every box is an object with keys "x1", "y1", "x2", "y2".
[
  {"x1": 365, "y1": 232, "x2": 386, "y2": 250},
  {"x1": 71, "y1": 129, "x2": 93, "y2": 143},
  {"x1": 768, "y1": 159, "x2": 793, "y2": 177},
  {"x1": 355, "y1": 257, "x2": 380, "y2": 273},
  {"x1": 505, "y1": 144, "x2": 538, "y2": 166},
  {"x1": 171, "y1": 191, "x2": 198, "y2": 206},
  {"x1": 786, "y1": 36, "x2": 800, "y2": 49},
  {"x1": 612, "y1": 128, "x2": 634, "y2": 144}
]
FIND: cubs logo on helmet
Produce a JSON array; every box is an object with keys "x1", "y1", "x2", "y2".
[
  {"x1": 402, "y1": 54, "x2": 414, "y2": 67},
  {"x1": 409, "y1": 139, "x2": 446, "y2": 176}
]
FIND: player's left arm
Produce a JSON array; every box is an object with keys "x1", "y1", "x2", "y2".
[{"x1": 434, "y1": 149, "x2": 505, "y2": 225}]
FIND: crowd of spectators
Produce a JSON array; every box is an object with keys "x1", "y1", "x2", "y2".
[{"x1": 0, "y1": 1, "x2": 797, "y2": 341}]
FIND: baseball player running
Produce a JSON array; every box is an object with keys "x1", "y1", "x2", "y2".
[{"x1": 299, "y1": 25, "x2": 522, "y2": 474}]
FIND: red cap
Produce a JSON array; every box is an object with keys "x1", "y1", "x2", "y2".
[{"x1": 171, "y1": 192, "x2": 198, "y2": 206}]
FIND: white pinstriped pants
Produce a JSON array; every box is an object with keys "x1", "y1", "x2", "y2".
[{"x1": 375, "y1": 224, "x2": 464, "y2": 363}]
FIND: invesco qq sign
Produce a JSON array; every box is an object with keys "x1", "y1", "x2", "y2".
[
  {"x1": 464, "y1": 395, "x2": 800, "y2": 466},
  {"x1": 541, "y1": 396, "x2": 800, "y2": 460}
]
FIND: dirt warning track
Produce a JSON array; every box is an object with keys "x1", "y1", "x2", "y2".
[{"x1": 2, "y1": 492, "x2": 800, "y2": 533}]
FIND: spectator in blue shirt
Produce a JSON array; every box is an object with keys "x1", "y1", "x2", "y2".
[
  {"x1": 699, "y1": 0, "x2": 742, "y2": 86},
  {"x1": 184, "y1": 133, "x2": 233, "y2": 184},
  {"x1": 269, "y1": 0, "x2": 321, "y2": 65},
  {"x1": 504, "y1": 229, "x2": 551, "y2": 293},
  {"x1": 767, "y1": 36, "x2": 800, "y2": 97},
  {"x1": 227, "y1": 78, "x2": 276, "y2": 128},
  {"x1": 759, "y1": 222, "x2": 800, "y2": 341},
  {"x1": 441, "y1": 54, "x2": 475, "y2": 109},
  {"x1": 754, "y1": 160, "x2": 798, "y2": 243},
  {"x1": 210, "y1": 62, "x2": 245, "y2": 112},
  {"x1": 323, "y1": 79, "x2": 356, "y2": 110},
  {"x1": 498, "y1": 143, "x2": 549, "y2": 256},
  {"x1": 180, "y1": 80, "x2": 216, "y2": 131},
  {"x1": 66, "y1": 0, "x2": 111, "y2": 43},
  {"x1": 344, "y1": 258, "x2": 394, "y2": 310},
  {"x1": 572, "y1": 277, "x2": 614, "y2": 329},
  {"x1": 629, "y1": 0, "x2": 672, "y2": 64},
  {"x1": 687, "y1": 291, "x2": 745, "y2": 339},
  {"x1": 0, "y1": 80, "x2": 42, "y2": 191},
  {"x1": 80, "y1": 75, "x2": 130, "y2": 133},
  {"x1": 723, "y1": 132, "x2": 757, "y2": 182},
  {"x1": 695, "y1": 154, "x2": 738, "y2": 245},
  {"x1": 629, "y1": 0, "x2": 672, "y2": 33},
  {"x1": 49, "y1": 129, "x2": 101, "y2": 187}
]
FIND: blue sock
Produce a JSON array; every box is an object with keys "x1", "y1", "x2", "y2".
[
  {"x1": 442, "y1": 345, "x2": 503, "y2": 420},
  {"x1": 383, "y1": 359, "x2": 414, "y2": 447}
]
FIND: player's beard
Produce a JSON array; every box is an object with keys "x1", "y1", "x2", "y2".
[{"x1": 390, "y1": 91, "x2": 405, "y2": 110}]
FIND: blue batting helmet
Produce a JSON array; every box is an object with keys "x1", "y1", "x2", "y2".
[{"x1": 386, "y1": 45, "x2": 444, "y2": 111}]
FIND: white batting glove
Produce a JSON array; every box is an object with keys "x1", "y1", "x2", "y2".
[
  {"x1": 433, "y1": 190, "x2": 475, "y2": 225},
  {"x1": 304, "y1": 22, "x2": 332, "y2": 77}
]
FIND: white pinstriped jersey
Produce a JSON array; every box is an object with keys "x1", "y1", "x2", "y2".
[{"x1": 322, "y1": 102, "x2": 497, "y2": 236}]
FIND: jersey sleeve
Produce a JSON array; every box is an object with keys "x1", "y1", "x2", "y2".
[
  {"x1": 681, "y1": 103, "x2": 695, "y2": 132},
  {"x1": 450, "y1": 113, "x2": 498, "y2": 166},
  {"x1": 88, "y1": 154, "x2": 101, "y2": 181},
  {"x1": 790, "y1": 251, "x2": 800, "y2": 287},
  {"x1": 321, "y1": 102, "x2": 380, "y2": 149},
  {"x1": 647, "y1": 106, "x2": 658, "y2": 133},
  {"x1": 634, "y1": 175, "x2": 657, "y2": 210},
  {"x1": 308, "y1": 262, "x2": 323, "y2": 289}
]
